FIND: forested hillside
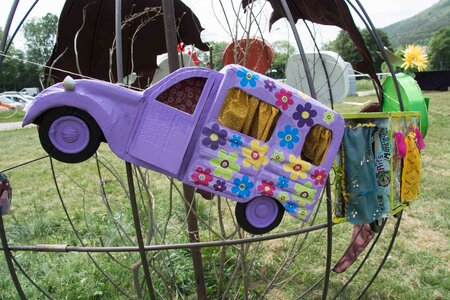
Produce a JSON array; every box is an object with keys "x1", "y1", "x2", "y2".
[{"x1": 383, "y1": 0, "x2": 450, "y2": 48}]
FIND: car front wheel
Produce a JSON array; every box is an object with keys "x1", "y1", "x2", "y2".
[{"x1": 38, "y1": 107, "x2": 102, "y2": 163}]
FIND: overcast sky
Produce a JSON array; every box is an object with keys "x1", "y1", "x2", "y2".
[{"x1": 0, "y1": 0, "x2": 441, "y2": 50}]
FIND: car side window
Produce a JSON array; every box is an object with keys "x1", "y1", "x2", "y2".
[
  {"x1": 217, "y1": 87, "x2": 280, "y2": 142},
  {"x1": 156, "y1": 77, "x2": 207, "y2": 114}
]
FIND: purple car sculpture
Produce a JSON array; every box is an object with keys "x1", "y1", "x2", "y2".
[{"x1": 23, "y1": 64, "x2": 345, "y2": 234}]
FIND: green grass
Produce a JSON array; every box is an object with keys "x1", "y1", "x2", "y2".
[
  {"x1": 355, "y1": 79, "x2": 375, "y2": 92},
  {"x1": 0, "y1": 91, "x2": 449, "y2": 299},
  {"x1": 0, "y1": 110, "x2": 25, "y2": 123}
]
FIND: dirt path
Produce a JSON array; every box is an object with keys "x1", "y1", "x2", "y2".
[{"x1": 0, "y1": 122, "x2": 35, "y2": 131}]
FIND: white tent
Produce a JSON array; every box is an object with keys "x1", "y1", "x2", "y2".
[
  {"x1": 151, "y1": 52, "x2": 197, "y2": 85},
  {"x1": 286, "y1": 51, "x2": 350, "y2": 104}
]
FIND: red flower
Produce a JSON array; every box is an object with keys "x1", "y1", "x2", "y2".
[
  {"x1": 257, "y1": 180, "x2": 276, "y2": 196},
  {"x1": 275, "y1": 88, "x2": 294, "y2": 110},
  {"x1": 191, "y1": 167, "x2": 213, "y2": 186},
  {"x1": 311, "y1": 169, "x2": 327, "y2": 186}
]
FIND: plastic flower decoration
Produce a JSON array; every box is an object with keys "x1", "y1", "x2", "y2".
[
  {"x1": 237, "y1": 68, "x2": 260, "y2": 88},
  {"x1": 210, "y1": 150, "x2": 240, "y2": 180},
  {"x1": 401, "y1": 45, "x2": 428, "y2": 72},
  {"x1": 283, "y1": 155, "x2": 312, "y2": 180},
  {"x1": 231, "y1": 175, "x2": 254, "y2": 198},
  {"x1": 202, "y1": 123, "x2": 227, "y2": 150},
  {"x1": 191, "y1": 167, "x2": 213, "y2": 186},
  {"x1": 257, "y1": 180, "x2": 276, "y2": 196},
  {"x1": 242, "y1": 140, "x2": 269, "y2": 170},
  {"x1": 277, "y1": 125, "x2": 300, "y2": 150}
]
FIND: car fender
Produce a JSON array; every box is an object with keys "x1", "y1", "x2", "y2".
[{"x1": 23, "y1": 80, "x2": 143, "y2": 158}]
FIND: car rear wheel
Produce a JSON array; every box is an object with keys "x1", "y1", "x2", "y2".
[
  {"x1": 235, "y1": 196, "x2": 284, "y2": 235},
  {"x1": 38, "y1": 107, "x2": 102, "y2": 163}
]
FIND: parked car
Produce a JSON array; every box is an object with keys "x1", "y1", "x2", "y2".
[
  {"x1": 20, "y1": 87, "x2": 40, "y2": 96},
  {"x1": 0, "y1": 95, "x2": 25, "y2": 110},
  {"x1": 23, "y1": 65, "x2": 345, "y2": 234},
  {"x1": 1, "y1": 92, "x2": 34, "y2": 104}
]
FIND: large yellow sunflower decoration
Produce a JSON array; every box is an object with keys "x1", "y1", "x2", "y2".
[{"x1": 401, "y1": 45, "x2": 428, "y2": 72}]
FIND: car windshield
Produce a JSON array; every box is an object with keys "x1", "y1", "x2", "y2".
[{"x1": 2, "y1": 95, "x2": 26, "y2": 103}]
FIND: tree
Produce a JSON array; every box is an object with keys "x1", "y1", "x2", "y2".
[
  {"x1": 270, "y1": 40, "x2": 296, "y2": 79},
  {"x1": 207, "y1": 41, "x2": 228, "y2": 70},
  {"x1": 323, "y1": 28, "x2": 392, "y2": 73},
  {"x1": 23, "y1": 13, "x2": 58, "y2": 65},
  {"x1": 0, "y1": 14, "x2": 58, "y2": 91},
  {"x1": 428, "y1": 27, "x2": 450, "y2": 70},
  {"x1": 1, "y1": 27, "x2": 26, "y2": 91}
]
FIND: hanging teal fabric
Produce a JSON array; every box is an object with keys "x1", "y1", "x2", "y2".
[
  {"x1": 343, "y1": 125, "x2": 383, "y2": 224},
  {"x1": 373, "y1": 126, "x2": 392, "y2": 216}
]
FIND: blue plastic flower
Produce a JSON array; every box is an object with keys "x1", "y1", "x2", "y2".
[
  {"x1": 277, "y1": 176, "x2": 290, "y2": 189},
  {"x1": 231, "y1": 175, "x2": 254, "y2": 198},
  {"x1": 237, "y1": 68, "x2": 259, "y2": 88},
  {"x1": 277, "y1": 125, "x2": 300, "y2": 149},
  {"x1": 284, "y1": 201, "x2": 298, "y2": 214},
  {"x1": 229, "y1": 134, "x2": 243, "y2": 148}
]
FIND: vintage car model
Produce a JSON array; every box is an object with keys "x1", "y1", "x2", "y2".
[{"x1": 23, "y1": 64, "x2": 344, "y2": 234}]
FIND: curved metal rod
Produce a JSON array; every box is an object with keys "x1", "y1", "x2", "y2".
[
  {"x1": 114, "y1": 0, "x2": 123, "y2": 82},
  {"x1": 298, "y1": 222, "x2": 367, "y2": 298},
  {"x1": 357, "y1": 211, "x2": 403, "y2": 299},
  {"x1": 4, "y1": 0, "x2": 40, "y2": 56},
  {"x1": 279, "y1": 0, "x2": 316, "y2": 98},
  {"x1": 322, "y1": 179, "x2": 333, "y2": 299},
  {"x1": 0, "y1": 0, "x2": 20, "y2": 66},
  {"x1": 49, "y1": 158, "x2": 132, "y2": 299},
  {"x1": 0, "y1": 211, "x2": 26, "y2": 299},
  {"x1": 332, "y1": 225, "x2": 365, "y2": 268},
  {"x1": 125, "y1": 162, "x2": 156, "y2": 300},
  {"x1": 94, "y1": 154, "x2": 135, "y2": 245},
  {"x1": 332, "y1": 219, "x2": 387, "y2": 299},
  {"x1": 297, "y1": 275, "x2": 325, "y2": 299},
  {"x1": 346, "y1": 0, "x2": 405, "y2": 111},
  {"x1": 3, "y1": 222, "x2": 330, "y2": 252},
  {"x1": 303, "y1": 21, "x2": 335, "y2": 109},
  {"x1": 11, "y1": 255, "x2": 54, "y2": 300},
  {"x1": 1, "y1": 155, "x2": 49, "y2": 173}
]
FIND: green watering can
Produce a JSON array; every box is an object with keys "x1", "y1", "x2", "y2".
[{"x1": 382, "y1": 73, "x2": 429, "y2": 137}]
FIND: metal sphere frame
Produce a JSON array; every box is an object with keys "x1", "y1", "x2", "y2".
[{"x1": 0, "y1": 0, "x2": 406, "y2": 299}]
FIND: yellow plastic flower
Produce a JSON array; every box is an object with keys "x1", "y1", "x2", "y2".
[
  {"x1": 242, "y1": 140, "x2": 269, "y2": 170},
  {"x1": 283, "y1": 155, "x2": 312, "y2": 180},
  {"x1": 401, "y1": 45, "x2": 428, "y2": 71}
]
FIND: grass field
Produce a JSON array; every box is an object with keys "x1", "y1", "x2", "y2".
[
  {"x1": 0, "y1": 110, "x2": 25, "y2": 123},
  {"x1": 0, "y1": 91, "x2": 449, "y2": 299}
]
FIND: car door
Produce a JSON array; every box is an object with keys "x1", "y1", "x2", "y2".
[{"x1": 127, "y1": 68, "x2": 218, "y2": 176}]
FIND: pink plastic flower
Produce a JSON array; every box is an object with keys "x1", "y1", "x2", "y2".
[
  {"x1": 191, "y1": 167, "x2": 213, "y2": 186},
  {"x1": 257, "y1": 180, "x2": 276, "y2": 197},
  {"x1": 311, "y1": 169, "x2": 327, "y2": 186},
  {"x1": 275, "y1": 88, "x2": 294, "y2": 110}
]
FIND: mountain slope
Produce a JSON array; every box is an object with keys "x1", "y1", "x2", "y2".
[{"x1": 383, "y1": 0, "x2": 450, "y2": 48}]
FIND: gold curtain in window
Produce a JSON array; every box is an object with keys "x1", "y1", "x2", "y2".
[
  {"x1": 218, "y1": 88, "x2": 331, "y2": 166},
  {"x1": 218, "y1": 88, "x2": 280, "y2": 142},
  {"x1": 302, "y1": 125, "x2": 332, "y2": 166}
]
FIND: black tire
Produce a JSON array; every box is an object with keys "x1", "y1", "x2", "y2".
[
  {"x1": 38, "y1": 107, "x2": 102, "y2": 163},
  {"x1": 235, "y1": 197, "x2": 284, "y2": 235}
]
